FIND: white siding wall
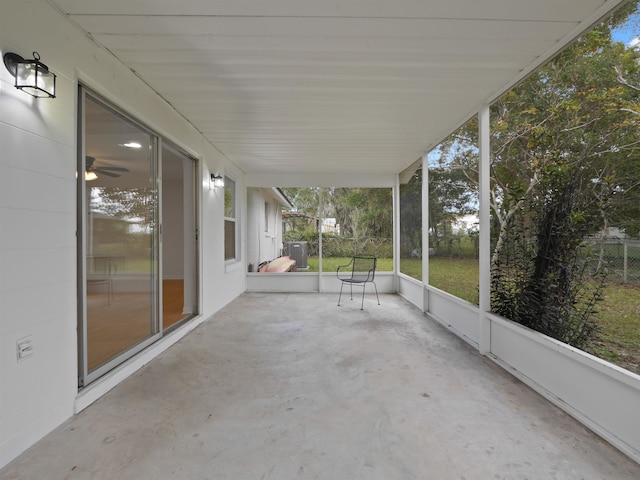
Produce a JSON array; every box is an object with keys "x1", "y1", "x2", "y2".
[
  {"x1": 247, "y1": 188, "x2": 284, "y2": 271},
  {"x1": 0, "y1": 0, "x2": 245, "y2": 467}
]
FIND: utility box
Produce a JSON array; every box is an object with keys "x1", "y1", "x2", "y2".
[{"x1": 286, "y1": 241, "x2": 308, "y2": 269}]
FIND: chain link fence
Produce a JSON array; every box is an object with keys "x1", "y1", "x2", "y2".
[
  {"x1": 284, "y1": 233, "x2": 640, "y2": 284},
  {"x1": 284, "y1": 233, "x2": 393, "y2": 259},
  {"x1": 584, "y1": 237, "x2": 640, "y2": 284}
]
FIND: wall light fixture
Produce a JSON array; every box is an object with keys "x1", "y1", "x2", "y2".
[
  {"x1": 211, "y1": 174, "x2": 225, "y2": 188},
  {"x1": 3, "y1": 51, "x2": 56, "y2": 98}
]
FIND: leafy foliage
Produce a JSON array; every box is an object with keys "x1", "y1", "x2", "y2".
[
  {"x1": 400, "y1": 167, "x2": 422, "y2": 259},
  {"x1": 281, "y1": 186, "x2": 393, "y2": 240},
  {"x1": 433, "y1": 2, "x2": 640, "y2": 347},
  {"x1": 491, "y1": 166, "x2": 607, "y2": 348},
  {"x1": 281, "y1": 187, "x2": 393, "y2": 257},
  {"x1": 489, "y1": 10, "x2": 640, "y2": 346}
]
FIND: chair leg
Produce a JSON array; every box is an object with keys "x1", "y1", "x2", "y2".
[
  {"x1": 360, "y1": 282, "x2": 380, "y2": 310},
  {"x1": 338, "y1": 282, "x2": 344, "y2": 306}
]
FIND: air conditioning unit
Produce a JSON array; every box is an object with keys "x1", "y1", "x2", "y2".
[{"x1": 286, "y1": 241, "x2": 308, "y2": 269}]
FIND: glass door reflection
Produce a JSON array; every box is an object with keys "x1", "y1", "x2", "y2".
[{"x1": 83, "y1": 94, "x2": 159, "y2": 375}]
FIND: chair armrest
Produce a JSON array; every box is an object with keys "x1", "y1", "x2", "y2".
[
  {"x1": 336, "y1": 259, "x2": 354, "y2": 279},
  {"x1": 365, "y1": 268, "x2": 375, "y2": 281}
]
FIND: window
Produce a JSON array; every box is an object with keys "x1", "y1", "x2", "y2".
[{"x1": 224, "y1": 176, "x2": 236, "y2": 260}]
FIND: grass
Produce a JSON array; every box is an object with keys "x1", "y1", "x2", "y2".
[
  {"x1": 305, "y1": 256, "x2": 394, "y2": 272},
  {"x1": 400, "y1": 257, "x2": 480, "y2": 305},
  {"x1": 400, "y1": 258, "x2": 422, "y2": 280},
  {"x1": 307, "y1": 256, "x2": 480, "y2": 303},
  {"x1": 420, "y1": 256, "x2": 638, "y2": 375},
  {"x1": 588, "y1": 283, "x2": 640, "y2": 374},
  {"x1": 428, "y1": 257, "x2": 480, "y2": 304}
]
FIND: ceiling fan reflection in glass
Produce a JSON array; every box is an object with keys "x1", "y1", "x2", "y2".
[{"x1": 85, "y1": 156, "x2": 130, "y2": 181}]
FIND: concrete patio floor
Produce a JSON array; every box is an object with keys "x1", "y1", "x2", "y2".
[{"x1": 2, "y1": 292, "x2": 640, "y2": 480}]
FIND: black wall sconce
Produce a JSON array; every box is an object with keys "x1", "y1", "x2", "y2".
[
  {"x1": 3, "y1": 51, "x2": 56, "y2": 98},
  {"x1": 211, "y1": 174, "x2": 225, "y2": 188}
]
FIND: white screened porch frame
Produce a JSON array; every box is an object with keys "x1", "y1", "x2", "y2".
[
  {"x1": 246, "y1": 172, "x2": 398, "y2": 295},
  {"x1": 245, "y1": 110, "x2": 640, "y2": 464}
]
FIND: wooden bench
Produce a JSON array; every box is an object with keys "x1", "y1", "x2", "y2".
[{"x1": 259, "y1": 256, "x2": 297, "y2": 272}]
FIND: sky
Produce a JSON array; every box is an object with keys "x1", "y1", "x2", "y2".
[
  {"x1": 612, "y1": 9, "x2": 640, "y2": 47},
  {"x1": 612, "y1": 27, "x2": 639, "y2": 46}
]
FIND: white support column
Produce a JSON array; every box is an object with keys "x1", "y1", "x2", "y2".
[
  {"x1": 318, "y1": 187, "x2": 323, "y2": 292},
  {"x1": 479, "y1": 105, "x2": 492, "y2": 354},
  {"x1": 421, "y1": 153, "x2": 429, "y2": 313},
  {"x1": 393, "y1": 175, "x2": 401, "y2": 293}
]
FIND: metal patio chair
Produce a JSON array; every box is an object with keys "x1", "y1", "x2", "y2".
[{"x1": 337, "y1": 255, "x2": 380, "y2": 310}]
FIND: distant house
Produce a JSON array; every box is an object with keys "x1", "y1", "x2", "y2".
[
  {"x1": 322, "y1": 217, "x2": 339, "y2": 234},
  {"x1": 603, "y1": 227, "x2": 628, "y2": 239}
]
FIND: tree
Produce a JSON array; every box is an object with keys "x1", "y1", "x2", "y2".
[
  {"x1": 428, "y1": 160, "x2": 477, "y2": 247},
  {"x1": 427, "y1": 117, "x2": 480, "y2": 258},
  {"x1": 434, "y1": 2, "x2": 640, "y2": 347},
  {"x1": 331, "y1": 187, "x2": 393, "y2": 240},
  {"x1": 90, "y1": 186, "x2": 156, "y2": 229},
  {"x1": 490, "y1": 8, "x2": 640, "y2": 347},
  {"x1": 400, "y1": 168, "x2": 422, "y2": 257},
  {"x1": 280, "y1": 187, "x2": 321, "y2": 215}
]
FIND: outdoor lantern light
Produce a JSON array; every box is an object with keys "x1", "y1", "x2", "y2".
[
  {"x1": 3, "y1": 51, "x2": 57, "y2": 98},
  {"x1": 211, "y1": 174, "x2": 225, "y2": 188}
]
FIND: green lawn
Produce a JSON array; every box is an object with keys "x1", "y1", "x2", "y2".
[
  {"x1": 427, "y1": 257, "x2": 479, "y2": 304},
  {"x1": 400, "y1": 257, "x2": 480, "y2": 304},
  {"x1": 589, "y1": 283, "x2": 640, "y2": 374},
  {"x1": 305, "y1": 256, "x2": 394, "y2": 272},
  {"x1": 424, "y1": 256, "x2": 638, "y2": 374}
]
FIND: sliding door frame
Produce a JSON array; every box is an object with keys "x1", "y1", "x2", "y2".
[
  {"x1": 160, "y1": 140, "x2": 200, "y2": 333},
  {"x1": 77, "y1": 86, "x2": 162, "y2": 387}
]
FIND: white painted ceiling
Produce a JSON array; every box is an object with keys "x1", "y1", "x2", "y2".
[{"x1": 51, "y1": 0, "x2": 623, "y2": 177}]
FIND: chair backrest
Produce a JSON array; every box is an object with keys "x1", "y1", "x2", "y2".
[{"x1": 351, "y1": 255, "x2": 377, "y2": 282}]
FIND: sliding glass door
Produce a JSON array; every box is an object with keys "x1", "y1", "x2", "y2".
[
  {"x1": 161, "y1": 144, "x2": 198, "y2": 332},
  {"x1": 78, "y1": 90, "x2": 161, "y2": 385},
  {"x1": 78, "y1": 88, "x2": 199, "y2": 386}
]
